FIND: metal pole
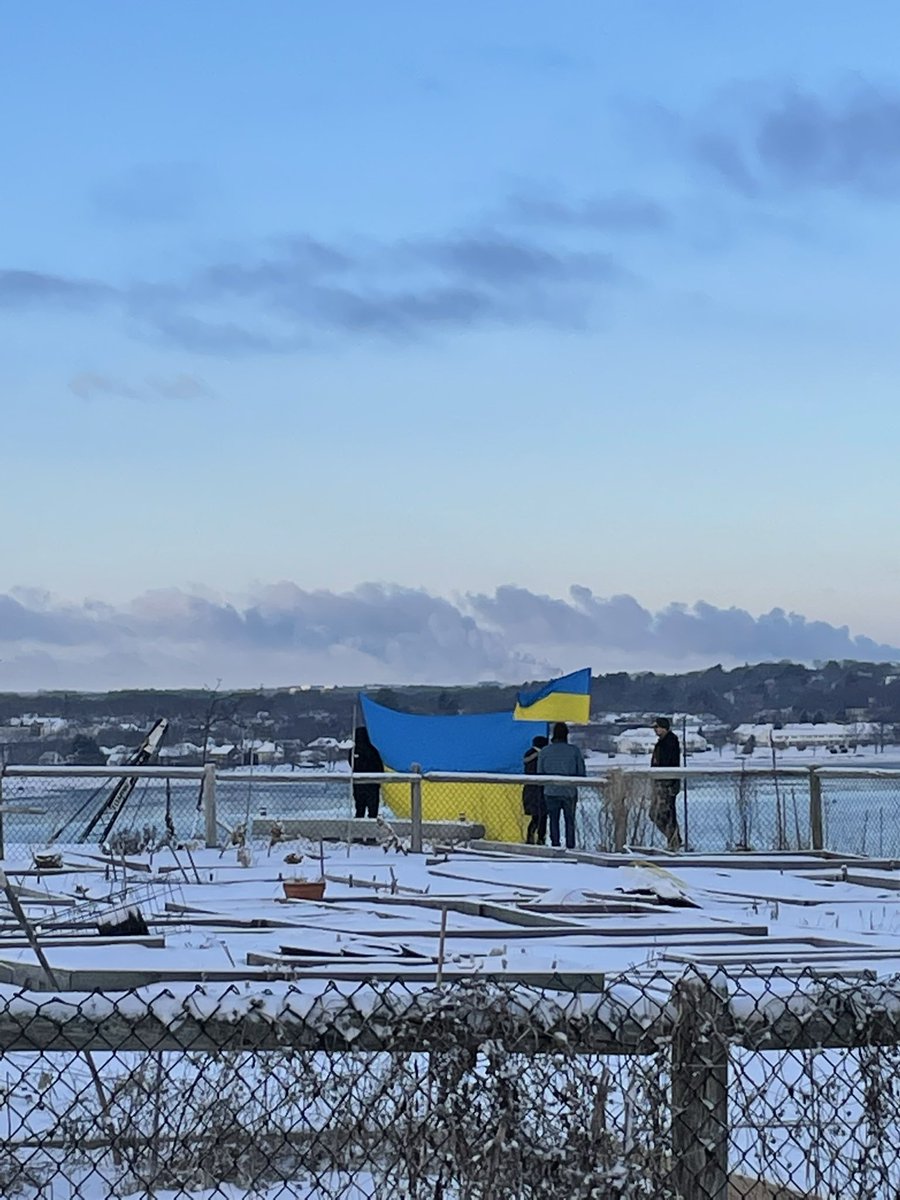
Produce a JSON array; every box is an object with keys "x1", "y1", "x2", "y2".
[
  {"x1": 809, "y1": 769, "x2": 824, "y2": 851},
  {"x1": 681, "y1": 716, "x2": 689, "y2": 851},
  {"x1": 410, "y1": 762, "x2": 423, "y2": 854},
  {"x1": 0, "y1": 765, "x2": 5, "y2": 862},
  {"x1": 202, "y1": 763, "x2": 218, "y2": 849}
]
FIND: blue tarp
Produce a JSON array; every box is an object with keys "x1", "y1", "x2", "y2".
[{"x1": 360, "y1": 695, "x2": 545, "y2": 773}]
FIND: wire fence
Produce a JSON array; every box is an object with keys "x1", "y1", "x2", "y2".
[
  {"x1": 1, "y1": 968, "x2": 900, "y2": 1197},
  {"x1": 1, "y1": 765, "x2": 900, "y2": 858}
]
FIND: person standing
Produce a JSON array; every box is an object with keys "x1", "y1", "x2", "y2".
[
  {"x1": 522, "y1": 734, "x2": 549, "y2": 844},
  {"x1": 538, "y1": 722, "x2": 586, "y2": 849},
  {"x1": 650, "y1": 717, "x2": 682, "y2": 850},
  {"x1": 349, "y1": 726, "x2": 384, "y2": 818}
]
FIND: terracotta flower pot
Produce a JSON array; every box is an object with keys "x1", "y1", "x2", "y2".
[{"x1": 282, "y1": 879, "x2": 326, "y2": 901}]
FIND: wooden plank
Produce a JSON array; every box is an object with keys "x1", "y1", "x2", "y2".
[
  {"x1": 250, "y1": 818, "x2": 485, "y2": 842},
  {"x1": 0, "y1": 935, "x2": 165, "y2": 950}
]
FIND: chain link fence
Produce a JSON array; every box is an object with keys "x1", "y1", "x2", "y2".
[
  {"x1": 0, "y1": 968, "x2": 900, "y2": 1197},
  {"x1": 3, "y1": 765, "x2": 900, "y2": 858}
]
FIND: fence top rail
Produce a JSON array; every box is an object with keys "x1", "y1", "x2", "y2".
[
  {"x1": 0, "y1": 971, "x2": 897, "y2": 1054},
  {"x1": 1, "y1": 765, "x2": 205, "y2": 780},
  {"x1": 4, "y1": 763, "x2": 900, "y2": 785},
  {"x1": 805, "y1": 765, "x2": 900, "y2": 778},
  {"x1": 223, "y1": 771, "x2": 420, "y2": 785},
  {"x1": 422, "y1": 766, "x2": 815, "y2": 785},
  {"x1": 613, "y1": 764, "x2": 900, "y2": 780},
  {"x1": 601, "y1": 765, "x2": 815, "y2": 779}
]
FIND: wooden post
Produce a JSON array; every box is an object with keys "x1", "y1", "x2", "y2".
[
  {"x1": 410, "y1": 763, "x2": 423, "y2": 854},
  {"x1": 607, "y1": 772, "x2": 628, "y2": 849},
  {"x1": 202, "y1": 763, "x2": 218, "y2": 849},
  {"x1": 809, "y1": 769, "x2": 824, "y2": 851},
  {"x1": 671, "y1": 974, "x2": 729, "y2": 1200}
]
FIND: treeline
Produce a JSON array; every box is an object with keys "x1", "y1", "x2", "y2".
[{"x1": 2, "y1": 659, "x2": 900, "y2": 744}]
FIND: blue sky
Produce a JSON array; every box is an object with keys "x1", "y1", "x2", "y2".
[{"x1": 3, "y1": 1, "x2": 900, "y2": 688}]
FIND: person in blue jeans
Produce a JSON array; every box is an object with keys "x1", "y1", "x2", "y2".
[{"x1": 537, "y1": 722, "x2": 586, "y2": 849}]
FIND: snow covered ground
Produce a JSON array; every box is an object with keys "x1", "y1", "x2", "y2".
[{"x1": 0, "y1": 833, "x2": 899, "y2": 1196}]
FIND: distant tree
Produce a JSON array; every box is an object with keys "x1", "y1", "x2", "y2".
[
  {"x1": 437, "y1": 690, "x2": 459, "y2": 715},
  {"x1": 812, "y1": 710, "x2": 826, "y2": 725},
  {"x1": 70, "y1": 735, "x2": 105, "y2": 766},
  {"x1": 372, "y1": 688, "x2": 400, "y2": 710},
  {"x1": 798, "y1": 710, "x2": 810, "y2": 725},
  {"x1": 197, "y1": 682, "x2": 244, "y2": 764},
  {"x1": 741, "y1": 734, "x2": 756, "y2": 756}
]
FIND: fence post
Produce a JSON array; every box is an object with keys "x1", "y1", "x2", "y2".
[
  {"x1": 671, "y1": 973, "x2": 729, "y2": 1200},
  {"x1": 202, "y1": 764, "x2": 218, "y2": 849},
  {"x1": 610, "y1": 776, "x2": 627, "y2": 853},
  {"x1": 0, "y1": 766, "x2": 5, "y2": 861},
  {"x1": 410, "y1": 763, "x2": 423, "y2": 854},
  {"x1": 809, "y1": 769, "x2": 824, "y2": 851}
]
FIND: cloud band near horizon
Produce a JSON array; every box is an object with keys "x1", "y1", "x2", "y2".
[{"x1": 0, "y1": 583, "x2": 895, "y2": 692}]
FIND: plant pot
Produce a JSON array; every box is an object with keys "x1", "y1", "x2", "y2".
[{"x1": 282, "y1": 879, "x2": 326, "y2": 901}]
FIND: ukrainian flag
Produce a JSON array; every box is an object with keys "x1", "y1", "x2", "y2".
[
  {"x1": 513, "y1": 667, "x2": 592, "y2": 724},
  {"x1": 359, "y1": 695, "x2": 544, "y2": 842}
]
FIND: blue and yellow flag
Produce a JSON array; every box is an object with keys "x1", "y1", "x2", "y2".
[
  {"x1": 359, "y1": 695, "x2": 543, "y2": 841},
  {"x1": 513, "y1": 667, "x2": 591, "y2": 724}
]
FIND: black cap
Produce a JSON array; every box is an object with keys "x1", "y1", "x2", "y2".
[{"x1": 653, "y1": 717, "x2": 671, "y2": 731}]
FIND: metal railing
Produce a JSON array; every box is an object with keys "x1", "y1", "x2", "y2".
[
  {"x1": 1, "y1": 968, "x2": 900, "y2": 1197},
  {"x1": 1, "y1": 762, "x2": 899, "y2": 856}
]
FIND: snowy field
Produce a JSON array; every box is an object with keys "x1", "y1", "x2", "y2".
[{"x1": 0, "y1": 821, "x2": 900, "y2": 1195}]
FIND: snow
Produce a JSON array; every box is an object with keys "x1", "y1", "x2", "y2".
[{"x1": 3, "y1": 837, "x2": 900, "y2": 1197}]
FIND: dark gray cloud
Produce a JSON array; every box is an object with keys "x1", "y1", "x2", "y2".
[
  {"x1": 1, "y1": 211, "x2": 631, "y2": 354},
  {"x1": 0, "y1": 582, "x2": 894, "y2": 691},
  {"x1": 0, "y1": 269, "x2": 113, "y2": 309},
  {"x1": 694, "y1": 84, "x2": 900, "y2": 197}
]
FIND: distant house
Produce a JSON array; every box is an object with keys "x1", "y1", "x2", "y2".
[
  {"x1": 732, "y1": 722, "x2": 873, "y2": 749},
  {"x1": 615, "y1": 728, "x2": 709, "y2": 756},
  {"x1": 37, "y1": 750, "x2": 65, "y2": 766},
  {"x1": 14, "y1": 715, "x2": 69, "y2": 737},
  {"x1": 306, "y1": 736, "x2": 341, "y2": 750},
  {"x1": 159, "y1": 742, "x2": 203, "y2": 762},
  {"x1": 242, "y1": 739, "x2": 284, "y2": 766},
  {"x1": 206, "y1": 743, "x2": 241, "y2": 767}
]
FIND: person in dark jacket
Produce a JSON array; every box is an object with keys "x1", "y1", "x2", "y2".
[
  {"x1": 538, "y1": 722, "x2": 586, "y2": 849},
  {"x1": 522, "y1": 734, "x2": 549, "y2": 844},
  {"x1": 349, "y1": 726, "x2": 384, "y2": 818},
  {"x1": 650, "y1": 717, "x2": 682, "y2": 849}
]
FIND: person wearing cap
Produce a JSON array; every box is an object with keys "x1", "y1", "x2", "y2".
[
  {"x1": 650, "y1": 717, "x2": 682, "y2": 850},
  {"x1": 537, "y1": 722, "x2": 586, "y2": 849}
]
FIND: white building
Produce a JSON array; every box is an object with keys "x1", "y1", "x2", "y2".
[
  {"x1": 615, "y1": 727, "x2": 709, "y2": 755},
  {"x1": 158, "y1": 742, "x2": 204, "y2": 761},
  {"x1": 242, "y1": 738, "x2": 284, "y2": 765},
  {"x1": 733, "y1": 722, "x2": 874, "y2": 749}
]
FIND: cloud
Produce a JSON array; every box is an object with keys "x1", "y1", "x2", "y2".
[
  {"x1": 69, "y1": 371, "x2": 215, "y2": 402},
  {"x1": 693, "y1": 84, "x2": 900, "y2": 197},
  {"x1": 1, "y1": 211, "x2": 631, "y2": 354},
  {"x1": 0, "y1": 269, "x2": 113, "y2": 309},
  {"x1": 0, "y1": 582, "x2": 894, "y2": 691}
]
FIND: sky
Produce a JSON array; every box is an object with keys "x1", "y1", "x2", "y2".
[{"x1": 2, "y1": 1, "x2": 900, "y2": 689}]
